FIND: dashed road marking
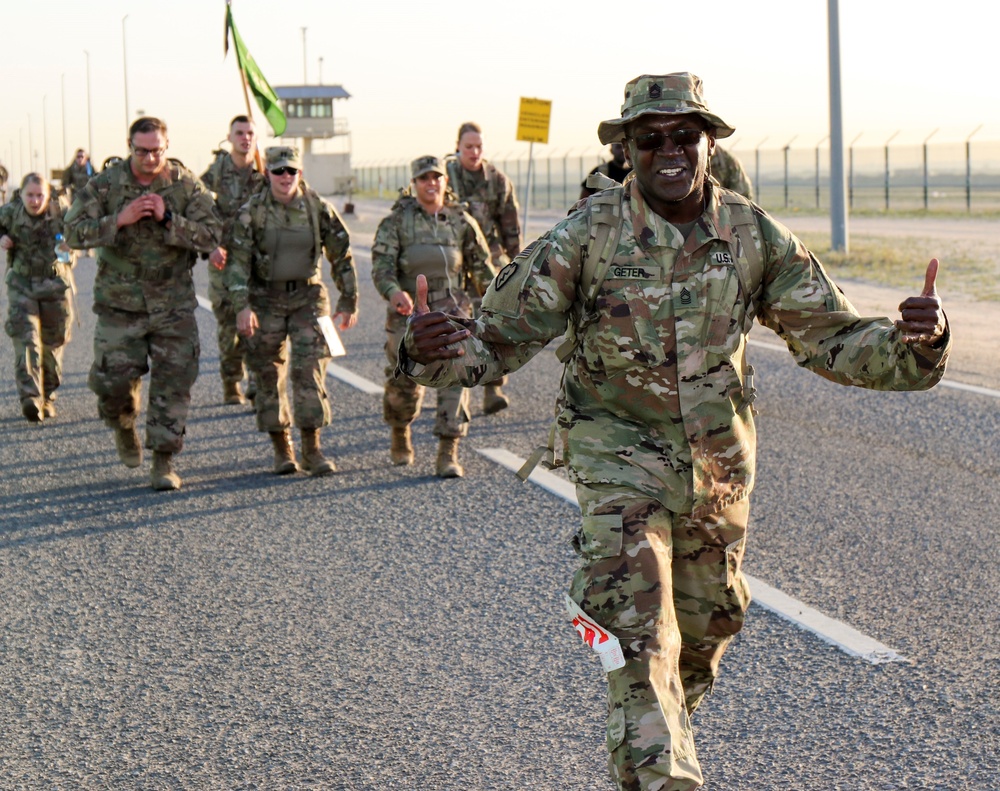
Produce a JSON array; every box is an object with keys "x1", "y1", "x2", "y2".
[{"x1": 476, "y1": 446, "x2": 907, "y2": 665}]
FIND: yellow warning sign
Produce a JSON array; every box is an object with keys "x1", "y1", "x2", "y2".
[{"x1": 516, "y1": 97, "x2": 552, "y2": 144}]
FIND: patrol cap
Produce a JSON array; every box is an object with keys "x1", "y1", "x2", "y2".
[
  {"x1": 411, "y1": 155, "x2": 446, "y2": 179},
  {"x1": 597, "y1": 73, "x2": 735, "y2": 145},
  {"x1": 265, "y1": 146, "x2": 302, "y2": 170}
]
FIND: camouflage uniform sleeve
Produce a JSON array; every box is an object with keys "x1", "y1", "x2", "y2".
[
  {"x1": 370, "y1": 213, "x2": 404, "y2": 301},
  {"x1": 320, "y1": 200, "x2": 358, "y2": 315},
  {"x1": 63, "y1": 175, "x2": 119, "y2": 249},
  {"x1": 402, "y1": 210, "x2": 588, "y2": 388},
  {"x1": 225, "y1": 201, "x2": 255, "y2": 313},
  {"x1": 496, "y1": 170, "x2": 523, "y2": 259},
  {"x1": 757, "y1": 215, "x2": 949, "y2": 390},
  {"x1": 163, "y1": 175, "x2": 223, "y2": 254},
  {"x1": 0, "y1": 202, "x2": 13, "y2": 237},
  {"x1": 461, "y1": 211, "x2": 496, "y2": 297}
]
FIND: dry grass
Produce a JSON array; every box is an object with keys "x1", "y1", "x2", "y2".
[{"x1": 798, "y1": 232, "x2": 1000, "y2": 301}]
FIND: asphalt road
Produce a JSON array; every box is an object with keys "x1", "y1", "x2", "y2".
[{"x1": 0, "y1": 204, "x2": 996, "y2": 790}]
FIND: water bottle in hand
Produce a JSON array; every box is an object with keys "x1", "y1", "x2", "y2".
[{"x1": 54, "y1": 234, "x2": 71, "y2": 264}]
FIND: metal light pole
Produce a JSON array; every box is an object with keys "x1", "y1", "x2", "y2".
[
  {"x1": 61, "y1": 74, "x2": 67, "y2": 165},
  {"x1": 922, "y1": 128, "x2": 938, "y2": 210},
  {"x1": 123, "y1": 16, "x2": 130, "y2": 129},
  {"x1": 43, "y1": 96, "x2": 49, "y2": 178},
  {"x1": 827, "y1": 0, "x2": 848, "y2": 251},
  {"x1": 301, "y1": 28, "x2": 308, "y2": 82},
  {"x1": 318, "y1": 57, "x2": 323, "y2": 85},
  {"x1": 84, "y1": 51, "x2": 93, "y2": 157},
  {"x1": 28, "y1": 114, "x2": 34, "y2": 173},
  {"x1": 965, "y1": 124, "x2": 982, "y2": 213}
]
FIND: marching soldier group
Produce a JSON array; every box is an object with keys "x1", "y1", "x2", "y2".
[{"x1": 1, "y1": 72, "x2": 952, "y2": 791}]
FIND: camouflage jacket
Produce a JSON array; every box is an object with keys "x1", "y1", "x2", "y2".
[
  {"x1": 62, "y1": 161, "x2": 95, "y2": 193},
  {"x1": 0, "y1": 196, "x2": 73, "y2": 286},
  {"x1": 64, "y1": 158, "x2": 222, "y2": 313},
  {"x1": 445, "y1": 157, "x2": 522, "y2": 264},
  {"x1": 710, "y1": 146, "x2": 754, "y2": 200},
  {"x1": 226, "y1": 186, "x2": 358, "y2": 316},
  {"x1": 371, "y1": 194, "x2": 493, "y2": 310},
  {"x1": 405, "y1": 179, "x2": 950, "y2": 518},
  {"x1": 200, "y1": 152, "x2": 268, "y2": 242}
]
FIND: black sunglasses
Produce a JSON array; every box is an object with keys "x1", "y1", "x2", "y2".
[
  {"x1": 270, "y1": 166, "x2": 299, "y2": 176},
  {"x1": 631, "y1": 128, "x2": 704, "y2": 152}
]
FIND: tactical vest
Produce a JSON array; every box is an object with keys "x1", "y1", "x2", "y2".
[
  {"x1": 7, "y1": 198, "x2": 71, "y2": 279},
  {"x1": 246, "y1": 184, "x2": 325, "y2": 284},
  {"x1": 445, "y1": 157, "x2": 500, "y2": 231},
  {"x1": 391, "y1": 194, "x2": 466, "y2": 301},
  {"x1": 95, "y1": 161, "x2": 198, "y2": 279}
]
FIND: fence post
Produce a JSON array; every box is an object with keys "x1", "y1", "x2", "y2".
[
  {"x1": 965, "y1": 124, "x2": 982, "y2": 213},
  {"x1": 922, "y1": 128, "x2": 938, "y2": 210},
  {"x1": 883, "y1": 131, "x2": 899, "y2": 211},
  {"x1": 848, "y1": 132, "x2": 863, "y2": 210},
  {"x1": 783, "y1": 135, "x2": 797, "y2": 209},
  {"x1": 815, "y1": 135, "x2": 828, "y2": 209},
  {"x1": 755, "y1": 137, "x2": 768, "y2": 207},
  {"x1": 562, "y1": 148, "x2": 574, "y2": 207}
]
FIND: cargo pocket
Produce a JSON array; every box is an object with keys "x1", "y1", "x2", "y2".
[
  {"x1": 586, "y1": 282, "x2": 666, "y2": 374},
  {"x1": 606, "y1": 705, "x2": 626, "y2": 753},
  {"x1": 572, "y1": 513, "x2": 624, "y2": 561}
]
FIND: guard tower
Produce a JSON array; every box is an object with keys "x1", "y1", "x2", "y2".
[{"x1": 274, "y1": 84, "x2": 351, "y2": 194}]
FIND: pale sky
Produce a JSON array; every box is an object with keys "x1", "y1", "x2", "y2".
[{"x1": 2, "y1": 0, "x2": 998, "y2": 182}]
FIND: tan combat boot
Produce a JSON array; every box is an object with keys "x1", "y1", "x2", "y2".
[
  {"x1": 113, "y1": 418, "x2": 143, "y2": 468},
  {"x1": 300, "y1": 429, "x2": 336, "y2": 476},
  {"x1": 21, "y1": 398, "x2": 42, "y2": 424},
  {"x1": 222, "y1": 379, "x2": 247, "y2": 405},
  {"x1": 435, "y1": 437, "x2": 464, "y2": 478},
  {"x1": 150, "y1": 451, "x2": 181, "y2": 491},
  {"x1": 482, "y1": 384, "x2": 510, "y2": 415},
  {"x1": 269, "y1": 429, "x2": 298, "y2": 475},
  {"x1": 390, "y1": 426, "x2": 414, "y2": 466}
]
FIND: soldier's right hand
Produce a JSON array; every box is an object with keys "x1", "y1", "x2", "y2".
[
  {"x1": 407, "y1": 274, "x2": 470, "y2": 363},
  {"x1": 0, "y1": 234, "x2": 12, "y2": 251},
  {"x1": 236, "y1": 307, "x2": 258, "y2": 338},
  {"x1": 116, "y1": 195, "x2": 155, "y2": 228},
  {"x1": 390, "y1": 290, "x2": 414, "y2": 316},
  {"x1": 209, "y1": 247, "x2": 227, "y2": 270}
]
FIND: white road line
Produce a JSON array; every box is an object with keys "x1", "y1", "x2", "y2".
[
  {"x1": 476, "y1": 446, "x2": 907, "y2": 665},
  {"x1": 748, "y1": 337, "x2": 1000, "y2": 399}
]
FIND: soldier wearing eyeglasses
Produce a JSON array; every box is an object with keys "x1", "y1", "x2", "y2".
[
  {"x1": 228, "y1": 146, "x2": 358, "y2": 478},
  {"x1": 400, "y1": 73, "x2": 949, "y2": 790},
  {"x1": 65, "y1": 116, "x2": 222, "y2": 491}
]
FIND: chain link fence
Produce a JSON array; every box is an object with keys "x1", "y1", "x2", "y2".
[{"x1": 352, "y1": 139, "x2": 1000, "y2": 215}]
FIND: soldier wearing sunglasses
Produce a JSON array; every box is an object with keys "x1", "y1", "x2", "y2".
[
  {"x1": 65, "y1": 116, "x2": 222, "y2": 491},
  {"x1": 400, "y1": 73, "x2": 949, "y2": 790}
]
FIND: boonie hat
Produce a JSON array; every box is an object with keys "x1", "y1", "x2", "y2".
[
  {"x1": 411, "y1": 155, "x2": 446, "y2": 179},
  {"x1": 265, "y1": 146, "x2": 302, "y2": 170},
  {"x1": 598, "y1": 73, "x2": 735, "y2": 145}
]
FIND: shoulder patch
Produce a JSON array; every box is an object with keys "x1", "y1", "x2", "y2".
[{"x1": 494, "y1": 261, "x2": 519, "y2": 291}]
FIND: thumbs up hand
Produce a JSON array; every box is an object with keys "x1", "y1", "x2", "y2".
[
  {"x1": 405, "y1": 274, "x2": 472, "y2": 364},
  {"x1": 896, "y1": 259, "x2": 946, "y2": 344}
]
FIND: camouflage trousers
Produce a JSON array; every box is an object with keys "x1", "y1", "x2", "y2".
[
  {"x1": 89, "y1": 303, "x2": 200, "y2": 454},
  {"x1": 570, "y1": 485, "x2": 751, "y2": 791},
  {"x1": 244, "y1": 283, "x2": 332, "y2": 433},
  {"x1": 383, "y1": 311, "x2": 470, "y2": 438},
  {"x1": 208, "y1": 266, "x2": 247, "y2": 384},
  {"x1": 4, "y1": 274, "x2": 73, "y2": 407}
]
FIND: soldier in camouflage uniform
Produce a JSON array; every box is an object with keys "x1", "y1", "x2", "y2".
[
  {"x1": 200, "y1": 115, "x2": 268, "y2": 405},
  {"x1": 62, "y1": 149, "x2": 96, "y2": 199},
  {"x1": 445, "y1": 122, "x2": 522, "y2": 415},
  {"x1": 402, "y1": 73, "x2": 950, "y2": 790},
  {"x1": 372, "y1": 155, "x2": 493, "y2": 478},
  {"x1": 228, "y1": 146, "x2": 358, "y2": 477},
  {"x1": 0, "y1": 174, "x2": 75, "y2": 422},
  {"x1": 581, "y1": 142, "x2": 633, "y2": 199},
  {"x1": 710, "y1": 144, "x2": 753, "y2": 200},
  {"x1": 65, "y1": 117, "x2": 222, "y2": 491}
]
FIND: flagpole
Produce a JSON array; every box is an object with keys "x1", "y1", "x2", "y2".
[{"x1": 226, "y1": 1, "x2": 264, "y2": 173}]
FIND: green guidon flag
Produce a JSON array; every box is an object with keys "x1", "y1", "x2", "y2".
[{"x1": 225, "y1": 3, "x2": 287, "y2": 136}]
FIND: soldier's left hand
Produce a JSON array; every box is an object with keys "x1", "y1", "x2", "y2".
[
  {"x1": 0, "y1": 235, "x2": 12, "y2": 251},
  {"x1": 236, "y1": 307, "x2": 258, "y2": 338},
  {"x1": 896, "y1": 259, "x2": 945, "y2": 344},
  {"x1": 333, "y1": 311, "x2": 357, "y2": 331},
  {"x1": 209, "y1": 247, "x2": 227, "y2": 269},
  {"x1": 147, "y1": 193, "x2": 167, "y2": 222}
]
